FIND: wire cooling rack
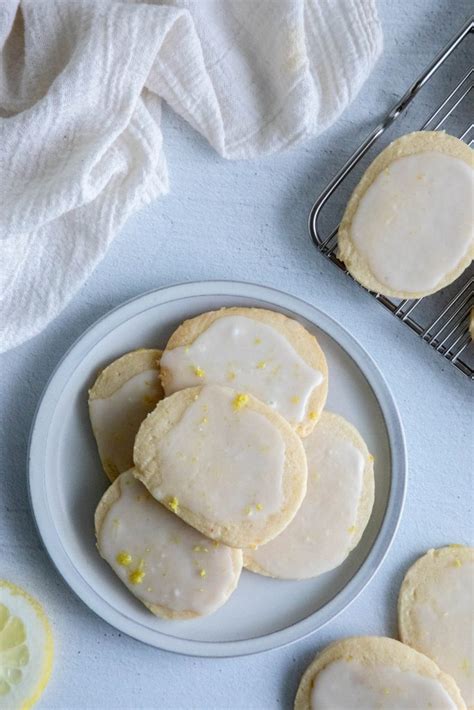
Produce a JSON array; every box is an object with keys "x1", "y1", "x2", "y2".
[{"x1": 309, "y1": 18, "x2": 474, "y2": 379}]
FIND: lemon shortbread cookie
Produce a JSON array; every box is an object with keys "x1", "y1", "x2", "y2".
[
  {"x1": 338, "y1": 132, "x2": 474, "y2": 298},
  {"x1": 89, "y1": 349, "x2": 164, "y2": 481},
  {"x1": 295, "y1": 636, "x2": 466, "y2": 710},
  {"x1": 244, "y1": 412, "x2": 374, "y2": 579},
  {"x1": 133, "y1": 384, "x2": 307, "y2": 549},
  {"x1": 0, "y1": 580, "x2": 54, "y2": 710},
  {"x1": 160, "y1": 307, "x2": 328, "y2": 436},
  {"x1": 95, "y1": 470, "x2": 242, "y2": 619},
  {"x1": 399, "y1": 545, "x2": 474, "y2": 709}
]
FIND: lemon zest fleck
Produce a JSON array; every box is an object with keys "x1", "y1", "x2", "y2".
[
  {"x1": 193, "y1": 366, "x2": 205, "y2": 378},
  {"x1": 199, "y1": 569, "x2": 206, "y2": 578},
  {"x1": 290, "y1": 395, "x2": 300, "y2": 404},
  {"x1": 129, "y1": 570, "x2": 145, "y2": 585},
  {"x1": 454, "y1": 558, "x2": 462, "y2": 568},
  {"x1": 308, "y1": 411, "x2": 318, "y2": 421},
  {"x1": 168, "y1": 496, "x2": 179, "y2": 512},
  {"x1": 232, "y1": 393, "x2": 249, "y2": 411},
  {"x1": 227, "y1": 370, "x2": 236, "y2": 381},
  {"x1": 193, "y1": 545, "x2": 202, "y2": 553},
  {"x1": 348, "y1": 526, "x2": 357, "y2": 534},
  {"x1": 256, "y1": 503, "x2": 263, "y2": 511},
  {"x1": 256, "y1": 360, "x2": 267, "y2": 369},
  {"x1": 129, "y1": 560, "x2": 145, "y2": 585},
  {"x1": 116, "y1": 551, "x2": 132, "y2": 566},
  {"x1": 254, "y1": 338, "x2": 262, "y2": 345}
]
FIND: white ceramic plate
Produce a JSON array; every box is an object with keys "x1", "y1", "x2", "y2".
[{"x1": 28, "y1": 281, "x2": 406, "y2": 658}]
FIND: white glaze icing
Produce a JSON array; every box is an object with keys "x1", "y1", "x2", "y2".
[
  {"x1": 246, "y1": 414, "x2": 365, "y2": 578},
  {"x1": 151, "y1": 385, "x2": 286, "y2": 524},
  {"x1": 97, "y1": 471, "x2": 240, "y2": 616},
  {"x1": 409, "y1": 559, "x2": 474, "y2": 706},
  {"x1": 161, "y1": 315, "x2": 323, "y2": 424},
  {"x1": 90, "y1": 369, "x2": 162, "y2": 474},
  {"x1": 351, "y1": 152, "x2": 474, "y2": 292},
  {"x1": 310, "y1": 659, "x2": 457, "y2": 709}
]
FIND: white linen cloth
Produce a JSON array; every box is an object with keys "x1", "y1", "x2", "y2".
[{"x1": 0, "y1": 0, "x2": 382, "y2": 352}]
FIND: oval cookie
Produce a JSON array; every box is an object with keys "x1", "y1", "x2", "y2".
[
  {"x1": 89, "y1": 349, "x2": 164, "y2": 481},
  {"x1": 295, "y1": 636, "x2": 466, "y2": 710},
  {"x1": 95, "y1": 470, "x2": 242, "y2": 619},
  {"x1": 399, "y1": 545, "x2": 474, "y2": 709},
  {"x1": 338, "y1": 132, "x2": 474, "y2": 298},
  {"x1": 160, "y1": 307, "x2": 328, "y2": 436},
  {"x1": 244, "y1": 412, "x2": 374, "y2": 579},
  {"x1": 133, "y1": 384, "x2": 308, "y2": 549}
]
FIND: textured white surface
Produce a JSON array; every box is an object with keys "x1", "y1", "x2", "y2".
[
  {"x1": 0, "y1": 0, "x2": 381, "y2": 352},
  {"x1": 0, "y1": 2, "x2": 473, "y2": 708}
]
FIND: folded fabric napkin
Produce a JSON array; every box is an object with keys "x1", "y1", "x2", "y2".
[{"x1": 0, "y1": 0, "x2": 382, "y2": 352}]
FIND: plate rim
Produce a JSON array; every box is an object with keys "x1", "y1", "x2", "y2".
[{"x1": 28, "y1": 280, "x2": 406, "y2": 658}]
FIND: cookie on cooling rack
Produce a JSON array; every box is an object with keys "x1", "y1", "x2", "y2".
[
  {"x1": 95, "y1": 470, "x2": 242, "y2": 619},
  {"x1": 133, "y1": 384, "x2": 307, "y2": 549},
  {"x1": 159, "y1": 307, "x2": 328, "y2": 437},
  {"x1": 399, "y1": 545, "x2": 474, "y2": 709},
  {"x1": 89, "y1": 349, "x2": 164, "y2": 481},
  {"x1": 338, "y1": 131, "x2": 474, "y2": 299},
  {"x1": 294, "y1": 636, "x2": 466, "y2": 710},
  {"x1": 244, "y1": 412, "x2": 374, "y2": 579}
]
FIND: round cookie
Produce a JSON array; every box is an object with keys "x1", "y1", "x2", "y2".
[
  {"x1": 89, "y1": 349, "x2": 164, "y2": 481},
  {"x1": 295, "y1": 636, "x2": 466, "y2": 710},
  {"x1": 338, "y1": 131, "x2": 474, "y2": 298},
  {"x1": 398, "y1": 545, "x2": 474, "y2": 709},
  {"x1": 133, "y1": 384, "x2": 308, "y2": 549},
  {"x1": 95, "y1": 470, "x2": 242, "y2": 620},
  {"x1": 244, "y1": 412, "x2": 374, "y2": 579},
  {"x1": 160, "y1": 307, "x2": 328, "y2": 437}
]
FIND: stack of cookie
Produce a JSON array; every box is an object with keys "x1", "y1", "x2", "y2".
[{"x1": 89, "y1": 307, "x2": 375, "y2": 619}]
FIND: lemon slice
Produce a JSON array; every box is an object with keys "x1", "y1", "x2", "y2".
[{"x1": 0, "y1": 581, "x2": 53, "y2": 710}]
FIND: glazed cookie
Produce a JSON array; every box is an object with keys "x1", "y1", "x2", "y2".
[
  {"x1": 133, "y1": 384, "x2": 308, "y2": 549},
  {"x1": 160, "y1": 307, "x2": 328, "y2": 436},
  {"x1": 338, "y1": 132, "x2": 474, "y2": 298},
  {"x1": 244, "y1": 412, "x2": 374, "y2": 579},
  {"x1": 89, "y1": 349, "x2": 164, "y2": 481},
  {"x1": 399, "y1": 545, "x2": 474, "y2": 709},
  {"x1": 95, "y1": 470, "x2": 242, "y2": 619},
  {"x1": 295, "y1": 636, "x2": 466, "y2": 710}
]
